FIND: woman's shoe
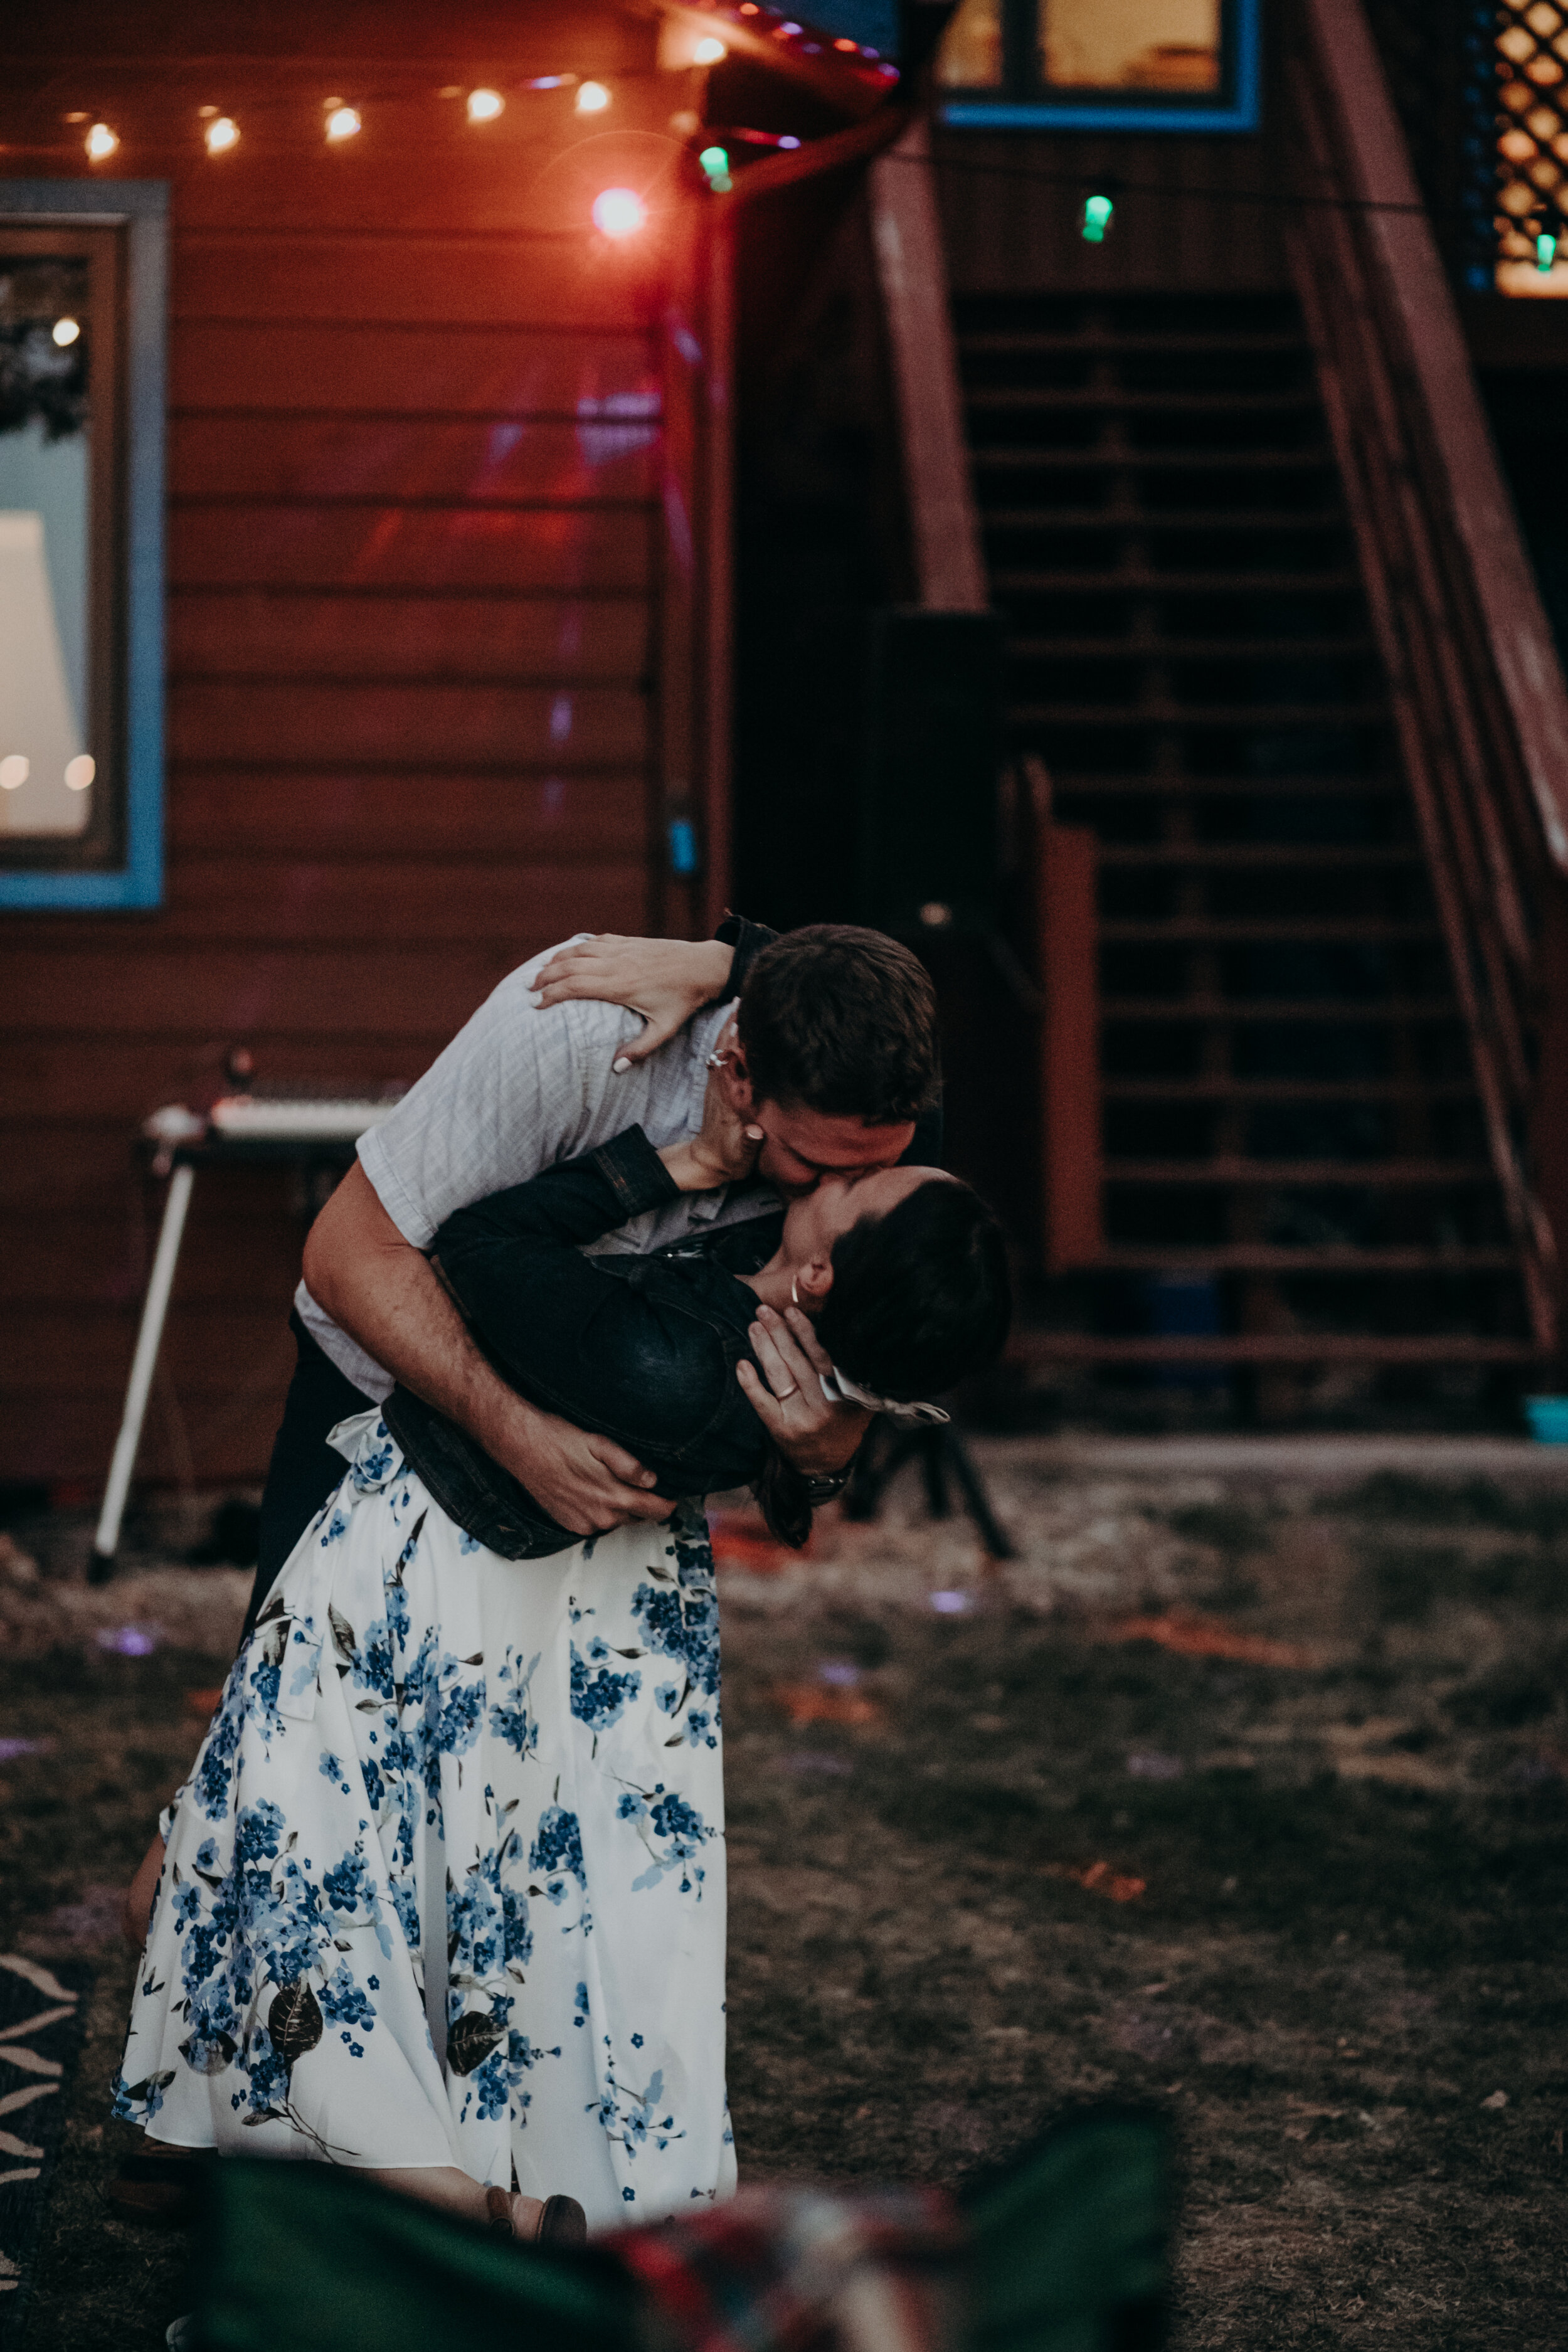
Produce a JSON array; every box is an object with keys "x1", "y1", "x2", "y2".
[{"x1": 485, "y1": 2185, "x2": 588, "y2": 2245}]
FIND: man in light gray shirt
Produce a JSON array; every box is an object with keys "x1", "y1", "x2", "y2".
[{"x1": 245, "y1": 919, "x2": 942, "y2": 1628}]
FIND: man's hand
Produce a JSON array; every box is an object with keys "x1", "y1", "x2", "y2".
[
  {"x1": 531, "y1": 935, "x2": 734, "y2": 1069},
  {"x1": 736, "y1": 1301, "x2": 871, "y2": 1478},
  {"x1": 482, "y1": 1393, "x2": 675, "y2": 1537},
  {"x1": 305, "y1": 1164, "x2": 672, "y2": 1535}
]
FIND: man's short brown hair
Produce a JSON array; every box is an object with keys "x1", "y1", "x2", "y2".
[{"x1": 736, "y1": 924, "x2": 940, "y2": 1125}]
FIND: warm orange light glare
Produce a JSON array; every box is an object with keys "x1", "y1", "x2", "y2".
[
  {"x1": 591, "y1": 186, "x2": 646, "y2": 238},
  {"x1": 576, "y1": 80, "x2": 611, "y2": 113},
  {"x1": 85, "y1": 122, "x2": 119, "y2": 160},
  {"x1": 326, "y1": 104, "x2": 361, "y2": 140},
  {"x1": 467, "y1": 87, "x2": 504, "y2": 121},
  {"x1": 205, "y1": 115, "x2": 239, "y2": 154},
  {"x1": 693, "y1": 36, "x2": 727, "y2": 63}
]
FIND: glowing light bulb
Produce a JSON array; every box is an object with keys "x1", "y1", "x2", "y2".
[
  {"x1": 834, "y1": 36, "x2": 859, "y2": 50},
  {"x1": 1538, "y1": 228, "x2": 1559, "y2": 271},
  {"x1": 576, "y1": 80, "x2": 610, "y2": 114},
  {"x1": 52, "y1": 317, "x2": 80, "y2": 347},
  {"x1": 85, "y1": 122, "x2": 119, "y2": 161},
  {"x1": 205, "y1": 115, "x2": 239, "y2": 154},
  {"x1": 1081, "y1": 191, "x2": 1115, "y2": 243},
  {"x1": 698, "y1": 145, "x2": 729, "y2": 177},
  {"x1": 0, "y1": 755, "x2": 29, "y2": 790},
  {"x1": 693, "y1": 36, "x2": 727, "y2": 63},
  {"x1": 467, "y1": 87, "x2": 504, "y2": 122},
  {"x1": 591, "y1": 186, "x2": 646, "y2": 238},
  {"x1": 65, "y1": 755, "x2": 95, "y2": 792},
  {"x1": 326, "y1": 104, "x2": 361, "y2": 142}
]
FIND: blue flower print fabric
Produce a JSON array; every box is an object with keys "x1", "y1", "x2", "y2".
[{"x1": 114, "y1": 1416, "x2": 734, "y2": 2227}]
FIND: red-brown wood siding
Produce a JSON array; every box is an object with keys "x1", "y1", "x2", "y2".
[{"x1": 0, "y1": 2, "x2": 711, "y2": 1484}]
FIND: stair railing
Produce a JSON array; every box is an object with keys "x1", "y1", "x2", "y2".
[{"x1": 1283, "y1": 0, "x2": 1568, "y2": 1355}]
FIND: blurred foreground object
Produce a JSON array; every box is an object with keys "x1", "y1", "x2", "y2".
[{"x1": 182, "y1": 2108, "x2": 1168, "y2": 2352}]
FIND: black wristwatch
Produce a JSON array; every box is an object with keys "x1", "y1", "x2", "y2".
[{"x1": 802, "y1": 1468, "x2": 854, "y2": 1504}]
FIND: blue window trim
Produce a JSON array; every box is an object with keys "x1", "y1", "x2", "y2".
[
  {"x1": 0, "y1": 179, "x2": 167, "y2": 910},
  {"x1": 941, "y1": 0, "x2": 1261, "y2": 133}
]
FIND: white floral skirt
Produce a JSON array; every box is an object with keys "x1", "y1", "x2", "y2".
[{"x1": 114, "y1": 1411, "x2": 734, "y2": 2229}]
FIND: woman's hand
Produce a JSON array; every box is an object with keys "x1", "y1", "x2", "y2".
[
  {"x1": 531, "y1": 935, "x2": 734, "y2": 1069},
  {"x1": 659, "y1": 1022, "x2": 762, "y2": 1192}
]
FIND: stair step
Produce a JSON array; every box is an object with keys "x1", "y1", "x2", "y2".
[
  {"x1": 1010, "y1": 702, "x2": 1389, "y2": 729},
  {"x1": 1013, "y1": 1333, "x2": 1541, "y2": 1364},
  {"x1": 967, "y1": 387, "x2": 1321, "y2": 415},
  {"x1": 1011, "y1": 636, "x2": 1374, "y2": 660},
  {"x1": 1098, "y1": 1246, "x2": 1515, "y2": 1271},
  {"x1": 1053, "y1": 773, "x2": 1404, "y2": 796},
  {"x1": 983, "y1": 507, "x2": 1345, "y2": 532},
  {"x1": 1096, "y1": 845, "x2": 1419, "y2": 867},
  {"x1": 972, "y1": 448, "x2": 1336, "y2": 472},
  {"x1": 1099, "y1": 919, "x2": 1436, "y2": 942},
  {"x1": 993, "y1": 568, "x2": 1364, "y2": 593},
  {"x1": 1103, "y1": 1157, "x2": 1494, "y2": 1185},
  {"x1": 1099, "y1": 997, "x2": 1459, "y2": 1020},
  {"x1": 1102, "y1": 1079, "x2": 1473, "y2": 1102},
  {"x1": 957, "y1": 330, "x2": 1311, "y2": 355}
]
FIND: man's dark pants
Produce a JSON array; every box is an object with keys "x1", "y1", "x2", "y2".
[{"x1": 246, "y1": 1311, "x2": 374, "y2": 1633}]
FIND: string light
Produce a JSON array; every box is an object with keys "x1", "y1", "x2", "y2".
[
  {"x1": 693, "y1": 36, "x2": 727, "y2": 64},
  {"x1": 0, "y1": 756, "x2": 28, "y2": 791},
  {"x1": 576, "y1": 81, "x2": 610, "y2": 114},
  {"x1": 466, "y1": 87, "x2": 504, "y2": 122},
  {"x1": 324, "y1": 101, "x2": 361, "y2": 142},
  {"x1": 591, "y1": 186, "x2": 645, "y2": 238},
  {"x1": 65, "y1": 756, "x2": 95, "y2": 792},
  {"x1": 51, "y1": 317, "x2": 80, "y2": 347},
  {"x1": 204, "y1": 115, "x2": 239, "y2": 154},
  {"x1": 1537, "y1": 228, "x2": 1559, "y2": 272},
  {"x1": 85, "y1": 122, "x2": 118, "y2": 160},
  {"x1": 698, "y1": 145, "x2": 733, "y2": 193},
  {"x1": 1081, "y1": 189, "x2": 1115, "y2": 243}
]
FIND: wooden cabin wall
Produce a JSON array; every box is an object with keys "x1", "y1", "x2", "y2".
[
  {"x1": 931, "y1": 131, "x2": 1288, "y2": 294},
  {"x1": 1, "y1": 1, "x2": 689, "y2": 1488}
]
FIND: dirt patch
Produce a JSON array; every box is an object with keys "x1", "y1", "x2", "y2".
[{"x1": 3, "y1": 1450, "x2": 1566, "y2": 2348}]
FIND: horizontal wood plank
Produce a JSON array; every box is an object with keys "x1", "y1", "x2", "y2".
[
  {"x1": 166, "y1": 767, "x2": 649, "y2": 856},
  {"x1": 167, "y1": 590, "x2": 649, "y2": 682},
  {"x1": 0, "y1": 1389, "x2": 289, "y2": 1486},
  {"x1": 169, "y1": 503, "x2": 652, "y2": 591},
  {"x1": 0, "y1": 950, "x2": 524, "y2": 1044},
  {"x1": 171, "y1": 322, "x2": 658, "y2": 415},
  {"x1": 80, "y1": 856, "x2": 647, "y2": 946},
  {"x1": 2, "y1": 1207, "x2": 307, "y2": 1307},
  {"x1": 172, "y1": 232, "x2": 665, "y2": 331},
  {"x1": 171, "y1": 415, "x2": 659, "y2": 505},
  {"x1": 167, "y1": 679, "x2": 647, "y2": 768}
]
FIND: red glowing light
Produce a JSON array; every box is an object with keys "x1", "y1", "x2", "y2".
[
  {"x1": 834, "y1": 36, "x2": 859, "y2": 48},
  {"x1": 591, "y1": 186, "x2": 647, "y2": 238}
]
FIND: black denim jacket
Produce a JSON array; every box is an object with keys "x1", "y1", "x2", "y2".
[{"x1": 383, "y1": 1129, "x2": 789, "y2": 1558}]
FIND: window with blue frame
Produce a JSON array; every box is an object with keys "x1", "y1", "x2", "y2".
[
  {"x1": 0, "y1": 182, "x2": 166, "y2": 909},
  {"x1": 936, "y1": 0, "x2": 1260, "y2": 132}
]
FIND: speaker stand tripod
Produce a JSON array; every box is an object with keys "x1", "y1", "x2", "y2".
[{"x1": 842, "y1": 1421, "x2": 1016, "y2": 1559}]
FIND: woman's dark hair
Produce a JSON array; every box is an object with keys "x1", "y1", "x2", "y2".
[
  {"x1": 751, "y1": 1177, "x2": 1012, "y2": 1550},
  {"x1": 817, "y1": 1177, "x2": 1012, "y2": 1402}
]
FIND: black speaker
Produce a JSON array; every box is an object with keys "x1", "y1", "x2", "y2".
[{"x1": 858, "y1": 607, "x2": 1002, "y2": 937}]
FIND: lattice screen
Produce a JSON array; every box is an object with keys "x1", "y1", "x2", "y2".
[{"x1": 1495, "y1": 0, "x2": 1568, "y2": 294}]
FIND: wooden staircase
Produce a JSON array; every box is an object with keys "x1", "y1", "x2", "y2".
[{"x1": 955, "y1": 284, "x2": 1544, "y2": 1383}]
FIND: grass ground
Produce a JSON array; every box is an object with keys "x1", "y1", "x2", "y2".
[{"x1": 2, "y1": 1448, "x2": 1565, "y2": 2348}]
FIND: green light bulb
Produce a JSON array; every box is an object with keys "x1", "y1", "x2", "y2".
[
  {"x1": 1081, "y1": 191, "x2": 1114, "y2": 244},
  {"x1": 1537, "y1": 230, "x2": 1559, "y2": 272},
  {"x1": 699, "y1": 145, "x2": 729, "y2": 179}
]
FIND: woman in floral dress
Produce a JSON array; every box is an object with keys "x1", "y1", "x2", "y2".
[{"x1": 114, "y1": 1074, "x2": 1010, "y2": 2238}]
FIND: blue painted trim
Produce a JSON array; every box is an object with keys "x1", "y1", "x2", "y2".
[
  {"x1": 942, "y1": 0, "x2": 1260, "y2": 134},
  {"x1": 0, "y1": 179, "x2": 167, "y2": 911}
]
